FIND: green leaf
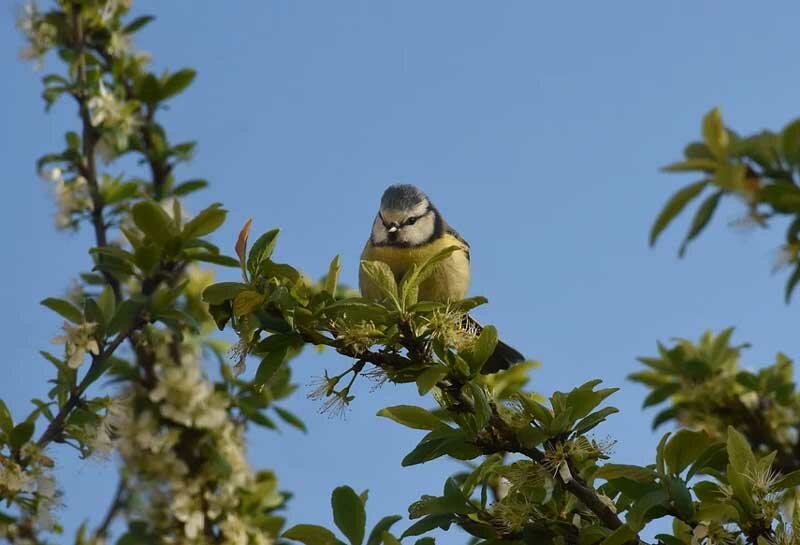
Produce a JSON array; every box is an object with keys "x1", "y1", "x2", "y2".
[
  {"x1": 172, "y1": 179, "x2": 208, "y2": 196},
  {"x1": 661, "y1": 158, "x2": 718, "y2": 172},
  {"x1": 283, "y1": 524, "x2": 338, "y2": 545},
  {"x1": 712, "y1": 162, "x2": 745, "y2": 192},
  {"x1": 274, "y1": 406, "x2": 307, "y2": 433},
  {"x1": 325, "y1": 255, "x2": 341, "y2": 295},
  {"x1": 401, "y1": 514, "x2": 453, "y2": 539},
  {"x1": 254, "y1": 346, "x2": 289, "y2": 387},
  {"x1": 83, "y1": 298, "x2": 105, "y2": 336},
  {"x1": 367, "y1": 515, "x2": 402, "y2": 545},
  {"x1": 651, "y1": 407, "x2": 679, "y2": 430},
  {"x1": 649, "y1": 181, "x2": 708, "y2": 246},
  {"x1": 238, "y1": 403, "x2": 276, "y2": 430},
  {"x1": 63, "y1": 130, "x2": 80, "y2": 150},
  {"x1": 782, "y1": 118, "x2": 800, "y2": 165},
  {"x1": 259, "y1": 260, "x2": 301, "y2": 284},
  {"x1": 726, "y1": 426, "x2": 756, "y2": 473},
  {"x1": 107, "y1": 299, "x2": 143, "y2": 335},
  {"x1": 377, "y1": 405, "x2": 446, "y2": 431},
  {"x1": 686, "y1": 442, "x2": 727, "y2": 480},
  {"x1": 247, "y1": 229, "x2": 281, "y2": 277},
  {"x1": 574, "y1": 406, "x2": 619, "y2": 435},
  {"x1": 98, "y1": 286, "x2": 116, "y2": 324},
  {"x1": 191, "y1": 252, "x2": 240, "y2": 267},
  {"x1": 626, "y1": 488, "x2": 668, "y2": 531},
  {"x1": 655, "y1": 535, "x2": 687, "y2": 545},
  {"x1": 132, "y1": 201, "x2": 175, "y2": 244},
  {"x1": 702, "y1": 107, "x2": 728, "y2": 158},
  {"x1": 401, "y1": 428, "x2": 478, "y2": 466},
  {"x1": 462, "y1": 326, "x2": 498, "y2": 375},
  {"x1": 679, "y1": 190, "x2": 723, "y2": 257},
  {"x1": 202, "y1": 282, "x2": 249, "y2": 304},
  {"x1": 208, "y1": 301, "x2": 232, "y2": 330},
  {"x1": 361, "y1": 260, "x2": 399, "y2": 305},
  {"x1": 416, "y1": 246, "x2": 461, "y2": 285},
  {"x1": 382, "y1": 533, "x2": 402, "y2": 545},
  {"x1": 161, "y1": 68, "x2": 196, "y2": 100},
  {"x1": 399, "y1": 246, "x2": 461, "y2": 305},
  {"x1": 415, "y1": 366, "x2": 448, "y2": 395},
  {"x1": 786, "y1": 263, "x2": 800, "y2": 303},
  {"x1": 40, "y1": 297, "x2": 83, "y2": 324},
  {"x1": 595, "y1": 464, "x2": 656, "y2": 482},
  {"x1": 727, "y1": 462, "x2": 755, "y2": 512},
  {"x1": 0, "y1": 400, "x2": 13, "y2": 434},
  {"x1": 515, "y1": 394, "x2": 553, "y2": 426},
  {"x1": 565, "y1": 380, "x2": 618, "y2": 421},
  {"x1": 664, "y1": 429, "x2": 711, "y2": 475},
  {"x1": 655, "y1": 432, "x2": 671, "y2": 475},
  {"x1": 468, "y1": 383, "x2": 491, "y2": 429},
  {"x1": 413, "y1": 537, "x2": 435, "y2": 545},
  {"x1": 9, "y1": 421, "x2": 34, "y2": 450},
  {"x1": 133, "y1": 244, "x2": 160, "y2": 274},
  {"x1": 709, "y1": 327, "x2": 735, "y2": 364},
  {"x1": 666, "y1": 476, "x2": 694, "y2": 520},
  {"x1": 448, "y1": 296, "x2": 488, "y2": 314},
  {"x1": 183, "y1": 204, "x2": 227, "y2": 239},
  {"x1": 599, "y1": 525, "x2": 637, "y2": 545},
  {"x1": 123, "y1": 15, "x2": 155, "y2": 33},
  {"x1": 332, "y1": 486, "x2": 366, "y2": 545},
  {"x1": 774, "y1": 469, "x2": 800, "y2": 490},
  {"x1": 233, "y1": 290, "x2": 265, "y2": 317}
]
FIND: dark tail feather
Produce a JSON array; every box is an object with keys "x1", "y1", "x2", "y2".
[
  {"x1": 482, "y1": 338, "x2": 525, "y2": 374},
  {"x1": 463, "y1": 315, "x2": 525, "y2": 374}
]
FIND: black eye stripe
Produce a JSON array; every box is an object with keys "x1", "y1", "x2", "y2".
[
  {"x1": 379, "y1": 210, "x2": 429, "y2": 230},
  {"x1": 403, "y1": 211, "x2": 429, "y2": 226}
]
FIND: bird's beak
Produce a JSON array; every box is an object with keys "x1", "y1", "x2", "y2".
[{"x1": 388, "y1": 224, "x2": 399, "y2": 233}]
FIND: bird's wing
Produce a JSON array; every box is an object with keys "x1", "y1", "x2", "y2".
[{"x1": 444, "y1": 223, "x2": 470, "y2": 261}]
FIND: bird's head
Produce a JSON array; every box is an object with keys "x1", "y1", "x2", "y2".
[{"x1": 370, "y1": 184, "x2": 439, "y2": 247}]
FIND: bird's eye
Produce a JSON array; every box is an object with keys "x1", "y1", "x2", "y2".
[{"x1": 406, "y1": 216, "x2": 417, "y2": 225}]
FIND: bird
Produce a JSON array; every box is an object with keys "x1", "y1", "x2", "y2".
[{"x1": 359, "y1": 184, "x2": 525, "y2": 373}]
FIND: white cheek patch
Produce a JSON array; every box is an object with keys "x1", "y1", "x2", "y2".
[{"x1": 398, "y1": 212, "x2": 435, "y2": 245}]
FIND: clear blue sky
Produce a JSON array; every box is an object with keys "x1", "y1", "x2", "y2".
[{"x1": 2, "y1": 1, "x2": 800, "y2": 543}]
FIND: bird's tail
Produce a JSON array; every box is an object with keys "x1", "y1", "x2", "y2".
[{"x1": 463, "y1": 315, "x2": 525, "y2": 374}]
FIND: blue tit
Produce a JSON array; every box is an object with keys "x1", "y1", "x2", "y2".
[{"x1": 360, "y1": 184, "x2": 524, "y2": 373}]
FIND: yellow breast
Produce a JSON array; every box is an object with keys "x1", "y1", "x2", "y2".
[{"x1": 360, "y1": 234, "x2": 470, "y2": 302}]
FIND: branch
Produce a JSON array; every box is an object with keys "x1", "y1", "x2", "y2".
[
  {"x1": 70, "y1": 2, "x2": 121, "y2": 302},
  {"x1": 484, "y1": 405, "x2": 625, "y2": 533},
  {"x1": 31, "y1": 327, "x2": 135, "y2": 454},
  {"x1": 317, "y1": 325, "x2": 631, "y2": 540}
]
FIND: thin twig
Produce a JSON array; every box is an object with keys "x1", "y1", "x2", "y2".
[{"x1": 31, "y1": 328, "x2": 134, "y2": 455}]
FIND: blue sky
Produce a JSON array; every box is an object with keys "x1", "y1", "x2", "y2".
[{"x1": 2, "y1": 1, "x2": 800, "y2": 543}]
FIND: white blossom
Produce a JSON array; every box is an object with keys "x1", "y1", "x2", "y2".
[
  {"x1": 219, "y1": 514, "x2": 248, "y2": 545},
  {"x1": 32, "y1": 473, "x2": 59, "y2": 531},
  {"x1": 88, "y1": 82, "x2": 121, "y2": 127},
  {"x1": 52, "y1": 321, "x2": 100, "y2": 369},
  {"x1": 171, "y1": 489, "x2": 205, "y2": 540},
  {"x1": 87, "y1": 81, "x2": 140, "y2": 137},
  {"x1": 108, "y1": 31, "x2": 132, "y2": 56},
  {"x1": 0, "y1": 461, "x2": 34, "y2": 494},
  {"x1": 99, "y1": 0, "x2": 131, "y2": 22},
  {"x1": 45, "y1": 174, "x2": 93, "y2": 229},
  {"x1": 148, "y1": 360, "x2": 228, "y2": 429},
  {"x1": 17, "y1": 2, "x2": 56, "y2": 67}
]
